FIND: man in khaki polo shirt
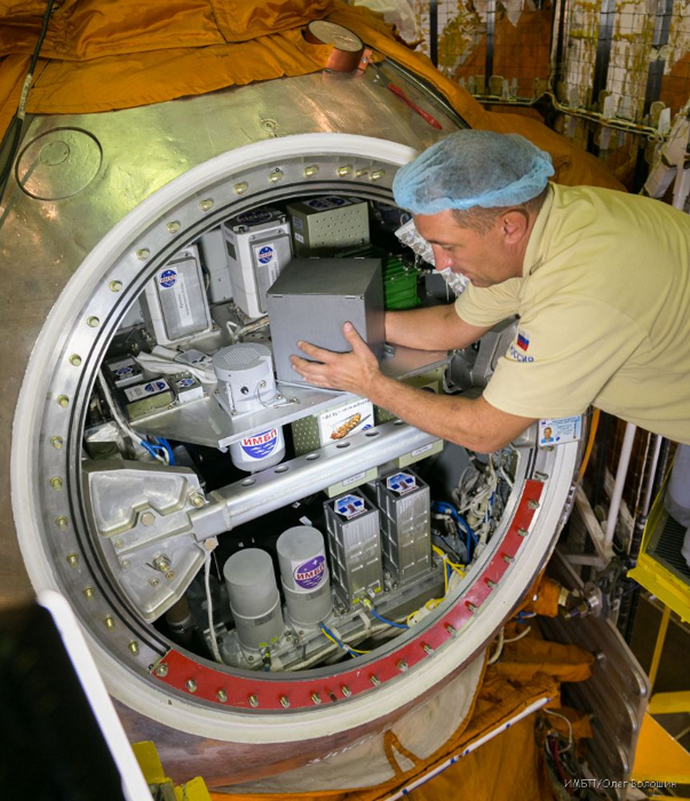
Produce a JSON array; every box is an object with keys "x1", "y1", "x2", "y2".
[{"x1": 291, "y1": 130, "x2": 690, "y2": 452}]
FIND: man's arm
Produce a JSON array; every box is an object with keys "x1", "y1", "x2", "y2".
[
  {"x1": 385, "y1": 305, "x2": 492, "y2": 351},
  {"x1": 291, "y1": 323, "x2": 535, "y2": 453}
]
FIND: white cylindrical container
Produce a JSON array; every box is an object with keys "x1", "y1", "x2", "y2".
[
  {"x1": 223, "y1": 548, "x2": 284, "y2": 651},
  {"x1": 212, "y1": 342, "x2": 286, "y2": 471},
  {"x1": 276, "y1": 526, "x2": 332, "y2": 627}
]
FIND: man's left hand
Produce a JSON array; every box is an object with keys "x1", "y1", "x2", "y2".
[{"x1": 291, "y1": 322, "x2": 380, "y2": 396}]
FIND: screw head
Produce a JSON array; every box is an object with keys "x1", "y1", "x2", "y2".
[
  {"x1": 190, "y1": 493, "x2": 204, "y2": 508},
  {"x1": 167, "y1": 221, "x2": 181, "y2": 234},
  {"x1": 55, "y1": 516, "x2": 69, "y2": 531},
  {"x1": 51, "y1": 436, "x2": 64, "y2": 449},
  {"x1": 87, "y1": 316, "x2": 100, "y2": 328},
  {"x1": 311, "y1": 692, "x2": 322, "y2": 705},
  {"x1": 337, "y1": 165, "x2": 352, "y2": 176},
  {"x1": 217, "y1": 689, "x2": 228, "y2": 703},
  {"x1": 66, "y1": 553, "x2": 79, "y2": 567},
  {"x1": 136, "y1": 248, "x2": 150, "y2": 261},
  {"x1": 69, "y1": 354, "x2": 82, "y2": 367},
  {"x1": 185, "y1": 680, "x2": 197, "y2": 693},
  {"x1": 128, "y1": 641, "x2": 140, "y2": 656},
  {"x1": 370, "y1": 169, "x2": 385, "y2": 181},
  {"x1": 104, "y1": 616, "x2": 115, "y2": 631},
  {"x1": 83, "y1": 586, "x2": 95, "y2": 599},
  {"x1": 248, "y1": 694, "x2": 259, "y2": 708},
  {"x1": 528, "y1": 500, "x2": 540, "y2": 510},
  {"x1": 141, "y1": 512, "x2": 155, "y2": 527},
  {"x1": 154, "y1": 663, "x2": 169, "y2": 677},
  {"x1": 303, "y1": 165, "x2": 319, "y2": 177},
  {"x1": 341, "y1": 685, "x2": 352, "y2": 697},
  {"x1": 279, "y1": 695, "x2": 290, "y2": 708},
  {"x1": 109, "y1": 280, "x2": 123, "y2": 292},
  {"x1": 50, "y1": 477, "x2": 63, "y2": 491},
  {"x1": 200, "y1": 199, "x2": 214, "y2": 212},
  {"x1": 234, "y1": 182, "x2": 248, "y2": 195},
  {"x1": 57, "y1": 395, "x2": 70, "y2": 408},
  {"x1": 397, "y1": 660, "x2": 408, "y2": 673}
]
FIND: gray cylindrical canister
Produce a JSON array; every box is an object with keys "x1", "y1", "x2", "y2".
[
  {"x1": 276, "y1": 526, "x2": 332, "y2": 626},
  {"x1": 223, "y1": 548, "x2": 284, "y2": 651}
]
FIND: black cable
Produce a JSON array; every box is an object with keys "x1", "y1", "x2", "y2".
[{"x1": 0, "y1": 0, "x2": 56, "y2": 204}]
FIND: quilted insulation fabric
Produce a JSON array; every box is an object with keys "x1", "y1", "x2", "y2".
[{"x1": 0, "y1": 0, "x2": 622, "y2": 190}]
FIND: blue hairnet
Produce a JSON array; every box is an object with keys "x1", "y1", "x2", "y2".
[{"x1": 392, "y1": 130, "x2": 554, "y2": 215}]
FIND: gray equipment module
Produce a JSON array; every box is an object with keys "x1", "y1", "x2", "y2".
[
  {"x1": 375, "y1": 470, "x2": 432, "y2": 586},
  {"x1": 287, "y1": 196, "x2": 370, "y2": 257},
  {"x1": 276, "y1": 526, "x2": 332, "y2": 627},
  {"x1": 223, "y1": 548, "x2": 285, "y2": 652},
  {"x1": 323, "y1": 491, "x2": 383, "y2": 608},
  {"x1": 266, "y1": 257, "x2": 385, "y2": 385}
]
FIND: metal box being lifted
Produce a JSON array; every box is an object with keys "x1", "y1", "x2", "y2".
[
  {"x1": 266, "y1": 257, "x2": 385, "y2": 385},
  {"x1": 287, "y1": 196, "x2": 370, "y2": 257}
]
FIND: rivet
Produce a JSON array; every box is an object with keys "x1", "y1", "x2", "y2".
[
  {"x1": 249, "y1": 694, "x2": 259, "y2": 708},
  {"x1": 370, "y1": 169, "x2": 385, "y2": 180},
  {"x1": 341, "y1": 685, "x2": 352, "y2": 698},
  {"x1": 268, "y1": 169, "x2": 283, "y2": 183},
  {"x1": 517, "y1": 528, "x2": 529, "y2": 537},
  {"x1": 154, "y1": 663, "x2": 168, "y2": 677},
  {"x1": 200, "y1": 199, "x2": 214, "y2": 212},
  {"x1": 56, "y1": 395, "x2": 70, "y2": 408},
  {"x1": 51, "y1": 436, "x2": 64, "y2": 449},
  {"x1": 422, "y1": 643, "x2": 434, "y2": 654},
  {"x1": 55, "y1": 516, "x2": 68, "y2": 531},
  {"x1": 69, "y1": 354, "x2": 82, "y2": 367},
  {"x1": 370, "y1": 675, "x2": 381, "y2": 686},
  {"x1": 303, "y1": 165, "x2": 319, "y2": 177},
  {"x1": 234, "y1": 182, "x2": 248, "y2": 195},
  {"x1": 167, "y1": 221, "x2": 181, "y2": 234},
  {"x1": 337, "y1": 165, "x2": 352, "y2": 177},
  {"x1": 446, "y1": 623, "x2": 456, "y2": 635},
  {"x1": 217, "y1": 689, "x2": 228, "y2": 703},
  {"x1": 186, "y1": 679, "x2": 197, "y2": 693},
  {"x1": 104, "y1": 616, "x2": 115, "y2": 631},
  {"x1": 66, "y1": 553, "x2": 79, "y2": 567},
  {"x1": 141, "y1": 512, "x2": 155, "y2": 527},
  {"x1": 83, "y1": 586, "x2": 95, "y2": 600},
  {"x1": 50, "y1": 477, "x2": 63, "y2": 491},
  {"x1": 128, "y1": 641, "x2": 140, "y2": 656},
  {"x1": 397, "y1": 660, "x2": 408, "y2": 673},
  {"x1": 86, "y1": 316, "x2": 100, "y2": 328},
  {"x1": 190, "y1": 493, "x2": 204, "y2": 508},
  {"x1": 528, "y1": 500, "x2": 540, "y2": 510},
  {"x1": 311, "y1": 692, "x2": 322, "y2": 705},
  {"x1": 109, "y1": 280, "x2": 123, "y2": 292},
  {"x1": 279, "y1": 695, "x2": 290, "y2": 708},
  {"x1": 136, "y1": 248, "x2": 150, "y2": 261},
  {"x1": 503, "y1": 554, "x2": 515, "y2": 564}
]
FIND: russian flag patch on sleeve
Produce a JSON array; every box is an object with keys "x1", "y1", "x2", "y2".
[{"x1": 516, "y1": 331, "x2": 530, "y2": 351}]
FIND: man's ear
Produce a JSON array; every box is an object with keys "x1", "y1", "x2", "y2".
[{"x1": 500, "y1": 209, "x2": 529, "y2": 244}]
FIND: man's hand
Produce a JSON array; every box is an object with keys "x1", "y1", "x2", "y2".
[{"x1": 290, "y1": 322, "x2": 379, "y2": 396}]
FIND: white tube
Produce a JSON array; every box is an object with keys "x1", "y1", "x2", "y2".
[
  {"x1": 641, "y1": 434, "x2": 663, "y2": 517},
  {"x1": 604, "y1": 422, "x2": 637, "y2": 550}
]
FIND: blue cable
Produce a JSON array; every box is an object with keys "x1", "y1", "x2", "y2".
[
  {"x1": 155, "y1": 437, "x2": 175, "y2": 465},
  {"x1": 432, "y1": 501, "x2": 477, "y2": 558},
  {"x1": 320, "y1": 623, "x2": 359, "y2": 657},
  {"x1": 369, "y1": 608, "x2": 409, "y2": 630}
]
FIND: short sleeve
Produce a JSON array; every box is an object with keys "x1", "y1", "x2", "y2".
[
  {"x1": 454, "y1": 278, "x2": 521, "y2": 327},
  {"x1": 482, "y1": 298, "x2": 647, "y2": 418}
]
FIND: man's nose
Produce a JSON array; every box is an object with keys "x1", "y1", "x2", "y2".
[{"x1": 431, "y1": 245, "x2": 453, "y2": 269}]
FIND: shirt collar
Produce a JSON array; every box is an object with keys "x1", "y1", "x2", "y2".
[{"x1": 522, "y1": 183, "x2": 555, "y2": 278}]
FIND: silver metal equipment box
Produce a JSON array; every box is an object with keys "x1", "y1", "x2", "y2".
[
  {"x1": 323, "y1": 491, "x2": 383, "y2": 608},
  {"x1": 266, "y1": 257, "x2": 385, "y2": 385},
  {"x1": 287, "y1": 196, "x2": 370, "y2": 257},
  {"x1": 375, "y1": 470, "x2": 432, "y2": 586}
]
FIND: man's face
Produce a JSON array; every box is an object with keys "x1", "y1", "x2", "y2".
[{"x1": 414, "y1": 209, "x2": 523, "y2": 288}]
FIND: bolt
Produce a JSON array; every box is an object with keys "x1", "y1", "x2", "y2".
[
  {"x1": 422, "y1": 644, "x2": 434, "y2": 655},
  {"x1": 397, "y1": 660, "x2": 408, "y2": 673},
  {"x1": 57, "y1": 395, "x2": 70, "y2": 408},
  {"x1": 50, "y1": 477, "x2": 63, "y2": 491},
  {"x1": 341, "y1": 685, "x2": 352, "y2": 698},
  {"x1": 517, "y1": 528, "x2": 528, "y2": 537},
  {"x1": 136, "y1": 248, "x2": 150, "y2": 261},
  {"x1": 337, "y1": 165, "x2": 352, "y2": 176},
  {"x1": 486, "y1": 579, "x2": 497, "y2": 589},
  {"x1": 167, "y1": 221, "x2": 181, "y2": 234},
  {"x1": 204, "y1": 537, "x2": 218, "y2": 551},
  {"x1": 128, "y1": 641, "x2": 140, "y2": 656},
  {"x1": 370, "y1": 675, "x2": 381, "y2": 686},
  {"x1": 69, "y1": 354, "x2": 82, "y2": 367},
  {"x1": 109, "y1": 280, "x2": 123, "y2": 292},
  {"x1": 234, "y1": 182, "x2": 248, "y2": 195},
  {"x1": 141, "y1": 512, "x2": 155, "y2": 527},
  {"x1": 279, "y1": 695, "x2": 290, "y2": 708},
  {"x1": 446, "y1": 624, "x2": 457, "y2": 635},
  {"x1": 370, "y1": 169, "x2": 385, "y2": 181},
  {"x1": 217, "y1": 689, "x2": 228, "y2": 703},
  {"x1": 355, "y1": 168, "x2": 369, "y2": 177},
  {"x1": 303, "y1": 165, "x2": 319, "y2": 177},
  {"x1": 66, "y1": 553, "x2": 79, "y2": 567},
  {"x1": 83, "y1": 586, "x2": 95, "y2": 600},
  {"x1": 121, "y1": 560, "x2": 130, "y2": 569},
  {"x1": 503, "y1": 554, "x2": 515, "y2": 564},
  {"x1": 534, "y1": 471, "x2": 549, "y2": 481},
  {"x1": 185, "y1": 680, "x2": 197, "y2": 693},
  {"x1": 154, "y1": 663, "x2": 168, "y2": 677},
  {"x1": 190, "y1": 493, "x2": 204, "y2": 508},
  {"x1": 311, "y1": 692, "x2": 322, "y2": 705},
  {"x1": 268, "y1": 169, "x2": 283, "y2": 183},
  {"x1": 55, "y1": 516, "x2": 69, "y2": 531},
  {"x1": 466, "y1": 602, "x2": 477, "y2": 613},
  {"x1": 87, "y1": 316, "x2": 100, "y2": 328},
  {"x1": 152, "y1": 555, "x2": 170, "y2": 572},
  {"x1": 248, "y1": 655, "x2": 254, "y2": 662},
  {"x1": 528, "y1": 500, "x2": 540, "y2": 510},
  {"x1": 104, "y1": 616, "x2": 115, "y2": 631},
  {"x1": 165, "y1": 571, "x2": 175, "y2": 581},
  {"x1": 113, "y1": 539, "x2": 123, "y2": 549},
  {"x1": 51, "y1": 436, "x2": 64, "y2": 450},
  {"x1": 248, "y1": 694, "x2": 259, "y2": 708}
]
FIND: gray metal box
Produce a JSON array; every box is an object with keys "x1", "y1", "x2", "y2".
[
  {"x1": 323, "y1": 491, "x2": 383, "y2": 608},
  {"x1": 287, "y1": 196, "x2": 369, "y2": 257},
  {"x1": 375, "y1": 471, "x2": 432, "y2": 586},
  {"x1": 266, "y1": 258, "x2": 385, "y2": 385}
]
